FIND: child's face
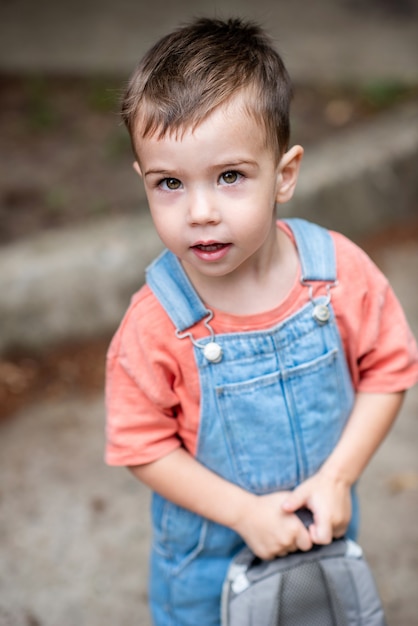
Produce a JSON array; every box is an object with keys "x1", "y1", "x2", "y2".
[{"x1": 133, "y1": 95, "x2": 302, "y2": 285}]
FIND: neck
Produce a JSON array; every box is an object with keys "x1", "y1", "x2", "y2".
[{"x1": 183, "y1": 225, "x2": 298, "y2": 316}]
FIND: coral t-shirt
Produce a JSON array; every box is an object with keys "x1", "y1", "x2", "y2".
[{"x1": 105, "y1": 223, "x2": 418, "y2": 466}]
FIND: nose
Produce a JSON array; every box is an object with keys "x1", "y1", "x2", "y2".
[{"x1": 186, "y1": 189, "x2": 220, "y2": 226}]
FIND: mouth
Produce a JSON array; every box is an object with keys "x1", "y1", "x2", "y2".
[
  {"x1": 192, "y1": 242, "x2": 227, "y2": 252},
  {"x1": 190, "y1": 241, "x2": 231, "y2": 261}
]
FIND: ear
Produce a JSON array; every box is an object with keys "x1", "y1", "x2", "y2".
[
  {"x1": 133, "y1": 161, "x2": 143, "y2": 178},
  {"x1": 276, "y1": 145, "x2": 304, "y2": 204}
]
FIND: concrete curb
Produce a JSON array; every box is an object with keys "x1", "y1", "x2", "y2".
[
  {"x1": 0, "y1": 213, "x2": 162, "y2": 353},
  {"x1": 288, "y1": 102, "x2": 418, "y2": 236},
  {"x1": 1, "y1": 103, "x2": 418, "y2": 355}
]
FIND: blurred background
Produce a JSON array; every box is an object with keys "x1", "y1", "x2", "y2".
[{"x1": 0, "y1": 1, "x2": 417, "y2": 625}]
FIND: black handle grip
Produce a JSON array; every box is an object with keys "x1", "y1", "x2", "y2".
[{"x1": 295, "y1": 507, "x2": 314, "y2": 529}]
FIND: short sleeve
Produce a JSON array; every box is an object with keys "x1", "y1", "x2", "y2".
[
  {"x1": 331, "y1": 232, "x2": 418, "y2": 393},
  {"x1": 105, "y1": 287, "x2": 183, "y2": 466}
]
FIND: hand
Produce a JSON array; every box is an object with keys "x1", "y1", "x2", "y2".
[
  {"x1": 233, "y1": 491, "x2": 313, "y2": 560},
  {"x1": 281, "y1": 470, "x2": 352, "y2": 544}
]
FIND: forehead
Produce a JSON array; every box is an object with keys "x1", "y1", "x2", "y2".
[
  {"x1": 133, "y1": 89, "x2": 266, "y2": 142},
  {"x1": 134, "y1": 105, "x2": 279, "y2": 171},
  {"x1": 135, "y1": 101, "x2": 271, "y2": 166}
]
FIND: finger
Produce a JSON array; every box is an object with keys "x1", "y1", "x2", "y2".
[
  {"x1": 331, "y1": 515, "x2": 349, "y2": 539},
  {"x1": 275, "y1": 542, "x2": 298, "y2": 558},
  {"x1": 333, "y1": 526, "x2": 346, "y2": 539},
  {"x1": 296, "y1": 529, "x2": 313, "y2": 552},
  {"x1": 281, "y1": 489, "x2": 307, "y2": 514},
  {"x1": 310, "y1": 518, "x2": 332, "y2": 544}
]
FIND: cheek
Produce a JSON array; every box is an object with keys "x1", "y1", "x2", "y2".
[
  {"x1": 151, "y1": 210, "x2": 172, "y2": 234},
  {"x1": 149, "y1": 207, "x2": 181, "y2": 248},
  {"x1": 233, "y1": 204, "x2": 274, "y2": 244},
  {"x1": 147, "y1": 193, "x2": 176, "y2": 221}
]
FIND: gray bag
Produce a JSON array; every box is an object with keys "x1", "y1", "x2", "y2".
[{"x1": 221, "y1": 511, "x2": 387, "y2": 626}]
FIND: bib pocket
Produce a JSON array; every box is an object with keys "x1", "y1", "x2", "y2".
[
  {"x1": 286, "y1": 347, "x2": 354, "y2": 478},
  {"x1": 215, "y1": 347, "x2": 352, "y2": 493},
  {"x1": 216, "y1": 370, "x2": 297, "y2": 494}
]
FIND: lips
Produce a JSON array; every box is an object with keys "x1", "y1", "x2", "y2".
[
  {"x1": 193, "y1": 243, "x2": 226, "y2": 252},
  {"x1": 191, "y1": 241, "x2": 231, "y2": 261}
]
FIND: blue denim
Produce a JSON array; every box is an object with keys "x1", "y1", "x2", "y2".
[{"x1": 146, "y1": 219, "x2": 356, "y2": 626}]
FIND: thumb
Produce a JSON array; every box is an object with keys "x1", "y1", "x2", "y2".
[{"x1": 281, "y1": 488, "x2": 308, "y2": 514}]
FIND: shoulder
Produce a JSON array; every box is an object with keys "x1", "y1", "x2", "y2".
[
  {"x1": 107, "y1": 283, "x2": 176, "y2": 361},
  {"x1": 324, "y1": 228, "x2": 418, "y2": 391},
  {"x1": 329, "y1": 229, "x2": 388, "y2": 293},
  {"x1": 330, "y1": 228, "x2": 373, "y2": 267},
  {"x1": 281, "y1": 219, "x2": 387, "y2": 292},
  {"x1": 327, "y1": 229, "x2": 393, "y2": 334}
]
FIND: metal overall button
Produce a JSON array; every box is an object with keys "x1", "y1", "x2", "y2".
[
  {"x1": 302, "y1": 281, "x2": 336, "y2": 326},
  {"x1": 312, "y1": 303, "x2": 330, "y2": 324},
  {"x1": 175, "y1": 310, "x2": 223, "y2": 363},
  {"x1": 203, "y1": 341, "x2": 223, "y2": 363}
]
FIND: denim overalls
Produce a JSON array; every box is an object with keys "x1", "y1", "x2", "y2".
[{"x1": 146, "y1": 219, "x2": 357, "y2": 626}]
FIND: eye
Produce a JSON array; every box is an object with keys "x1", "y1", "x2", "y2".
[
  {"x1": 160, "y1": 177, "x2": 182, "y2": 190},
  {"x1": 219, "y1": 171, "x2": 241, "y2": 185}
]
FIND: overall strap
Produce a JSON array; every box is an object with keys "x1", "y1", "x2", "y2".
[
  {"x1": 282, "y1": 218, "x2": 337, "y2": 283},
  {"x1": 146, "y1": 249, "x2": 210, "y2": 331}
]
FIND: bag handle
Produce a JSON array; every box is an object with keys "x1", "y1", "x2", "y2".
[{"x1": 295, "y1": 507, "x2": 314, "y2": 530}]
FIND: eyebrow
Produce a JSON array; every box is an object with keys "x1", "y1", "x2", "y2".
[
  {"x1": 144, "y1": 160, "x2": 258, "y2": 177},
  {"x1": 144, "y1": 169, "x2": 175, "y2": 178},
  {"x1": 215, "y1": 160, "x2": 258, "y2": 169}
]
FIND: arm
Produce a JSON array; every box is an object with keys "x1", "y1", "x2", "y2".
[
  {"x1": 129, "y1": 447, "x2": 313, "y2": 559},
  {"x1": 282, "y1": 390, "x2": 404, "y2": 543}
]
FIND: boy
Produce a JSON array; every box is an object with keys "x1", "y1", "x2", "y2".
[{"x1": 105, "y1": 17, "x2": 418, "y2": 625}]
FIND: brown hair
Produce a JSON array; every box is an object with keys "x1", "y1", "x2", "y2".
[{"x1": 122, "y1": 17, "x2": 293, "y2": 159}]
